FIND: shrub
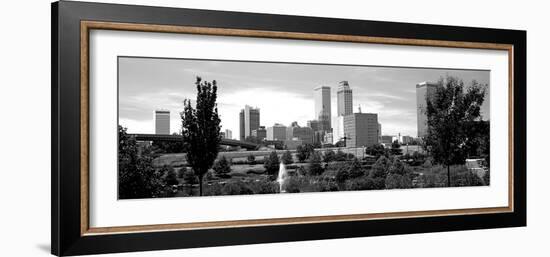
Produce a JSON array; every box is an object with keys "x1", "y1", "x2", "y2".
[
  {"x1": 249, "y1": 180, "x2": 279, "y2": 194},
  {"x1": 213, "y1": 156, "x2": 232, "y2": 178},
  {"x1": 183, "y1": 169, "x2": 198, "y2": 185},
  {"x1": 385, "y1": 173, "x2": 412, "y2": 189},
  {"x1": 221, "y1": 181, "x2": 254, "y2": 195},
  {"x1": 203, "y1": 183, "x2": 223, "y2": 196},
  {"x1": 164, "y1": 167, "x2": 179, "y2": 186},
  {"x1": 247, "y1": 154, "x2": 256, "y2": 165},
  {"x1": 323, "y1": 150, "x2": 336, "y2": 163},
  {"x1": 314, "y1": 180, "x2": 339, "y2": 192},
  {"x1": 345, "y1": 177, "x2": 377, "y2": 191}
]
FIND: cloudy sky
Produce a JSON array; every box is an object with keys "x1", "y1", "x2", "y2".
[{"x1": 118, "y1": 57, "x2": 490, "y2": 138}]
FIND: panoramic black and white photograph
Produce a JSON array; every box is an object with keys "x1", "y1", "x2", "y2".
[{"x1": 117, "y1": 57, "x2": 491, "y2": 199}]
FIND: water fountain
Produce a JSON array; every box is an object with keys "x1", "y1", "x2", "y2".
[{"x1": 277, "y1": 161, "x2": 288, "y2": 193}]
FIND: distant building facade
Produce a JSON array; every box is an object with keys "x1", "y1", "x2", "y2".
[
  {"x1": 154, "y1": 110, "x2": 170, "y2": 135},
  {"x1": 332, "y1": 116, "x2": 345, "y2": 144},
  {"x1": 252, "y1": 126, "x2": 267, "y2": 141},
  {"x1": 337, "y1": 81, "x2": 353, "y2": 116},
  {"x1": 286, "y1": 122, "x2": 314, "y2": 145},
  {"x1": 381, "y1": 135, "x2": 394, "y2": 144},
  {"x1": 239, "y1": 105, "x2": 260, "y2": 141},
  {"x1": 343, "y1": 113, "x2": 379, "y2": 147},
  {"x1": 224, "y1": 129, "x2": 233, "y2": 140},
  {"x1": 267, "y1": 123, "x2": 287, "y2": 141},
  {"x1": 416, "y1": 82, "x2": 439, "y2": 138}
]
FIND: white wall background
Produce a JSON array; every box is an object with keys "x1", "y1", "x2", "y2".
[{"x1": 0, "y1": 0, "x2": 547, "y2": 256}]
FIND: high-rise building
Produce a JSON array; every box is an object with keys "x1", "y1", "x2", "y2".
[
  {"x1": 224, "y1": 129, "x2": 232, "y2": 139},
  {"x1": 252, "y1": 126, "x2": 267, "y2": 141},
  {"x1": 239, "y1": 105, "x2": 260, "y2": 141},
  {"x1": 332, "y1": 116, "x2": 345, "y2": 144},
  {"x1": 314, "y1": 86, "x2": 331, "y2": 132},
  {"x1": 337, "y1": 81, "x2": 353, "y2": 116},
  {"x1": 343, "y1": 113, "x2": 379, "y2": 147},
  {"x1": 154, "y1": 110, "x2": 170, "y2": 135},
  {"x1": 267, "y1": 123, "x2": 287, "y2": 141},
  {"x1": 416, "y1": 82, "x2": 439, "y2": 138},
  {"x1": 378, "y1": 123, "x2": 382, "y2": 142}
]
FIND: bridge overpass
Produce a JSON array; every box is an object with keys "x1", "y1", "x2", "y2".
[{"x1": 129, "y1": 133, "x2": 260, "y2": 150}]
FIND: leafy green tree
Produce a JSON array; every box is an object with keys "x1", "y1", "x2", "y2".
[
  {"x1": 390, "y1": 140, "x2": 402, "y2": 155},
  {"x1": 118, "y1": 125, "x2": 166, "y2": 199},
  {"x1": 370, "y1": 156, "x2": 391, "y2": 179},
  {"x1": 385, "y1": 173, "x2": 412, "y2": 189},
  {"x1": 183, "y1": 169, "x2": 198, "y2": 185},
  {"x1": 264, "y1": 151, "x2": 280, "y2": 177},
  {"x1": 307, "y1": 151, "x2": 324, "y2": 176},
  {"x1": 365, "y1": 144, "x2": 387, "y2": 159},
  {"x1": 424, "y1": 76, "x2": 487, "y2": 187},
  {"x1": 281, "y1": 150, "x2": 294, "y2": 165},
  {"x1": 348, "y1": 158, "x2": 365, "y2": 178},
  {"x1": 213, "y1": 156, "x2": 232, "y2": 178},
  {"x1": 335, "y1": 149, "x2": 348, "y2": 162},
  {"x1": 296, "y1": 144, "x2": 314, "y2": 162},
  {"x1": 247, "y1": 154, "x2": 256, "y2": 165},
  {"x1": 180, "y1": 77, "x2": 222, "y2": 196},
  {"x1": 323, "y1": 149, "x2": 336, "y2": 163},
  {"x1": 163, "y1": 166, "x2": 179, "y2": 186}
]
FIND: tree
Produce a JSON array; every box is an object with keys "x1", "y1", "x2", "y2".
[
  {"x1": 307, "y1": 151, "x2": 324, "y2": 176},
  {"x1": 163, "y1": 166, "x2": 179, "y2": 186},
  {"x1": 118, "y1": 125, "x2": 166, "y2": 199},
  {"x1": 323, "y1": 149, "x2": 336, "y2": 163},
  {"x1": 180, "y1": 77, "x2": 222, "y2": 196},
  {"x1": 281, "y1": 150, "x2": 294, "y2": 165},
  {"x1": 390, "y1": 140, "x2": 402, "y2": 155},
  {"x1": 365, "y1": 144, "x2": 387, "y2": 159},
  {"x1": 424, "y1": 76, "x2": 487, "y2": 187},
  {"x1": 264, "y1": 151, "x2": 280, "y2": 177},
  {"x1": 213, "y1": 156, "x2": 232, "y2": 178},
  {"x1": 335, "y1": 149, "x2": 348, "y2": 162},
  {"x1": 247, "y1": 154, "x2": 256, "y2": 165},
  {"x1": 296, "y1": 144, "x2": 314, "y2": 162}
]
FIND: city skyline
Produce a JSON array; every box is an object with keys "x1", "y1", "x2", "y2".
[{"x1": 118, "y1": 57, "x2": 490, "y2": 138}]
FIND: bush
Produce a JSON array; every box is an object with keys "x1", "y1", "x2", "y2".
[
  {"x1": 213, "y1": 156, "x2": 232, "y2": 177},
  {"x1": 314, "y1": 180, "x2": 339, "y2": 192},
  {"x1": 221, "y1": 181, "x2": 254, "y2": 195},
  {"x1": 183, "y1": 169, "x2": 198, "y2": 185},
  {"x1": 345, "y1": 177, "x2": 377, "y2": 191},
  {"x1": 385, "y1": 173, "x2": 412, "y2": 189},
  {"x1": 203, "y1": 183, "x2": 223, "y2": 196},
  {"x1": 164, "y1": 167, "x2": 179, "y2": 186},
  {"x1": 247, "y1": 154, "x2": 256, "y2": 165},
  {"x1": 249, "y1": 180, "x2": 279, "y2": 194},
  {"x1": 323, "y1": 150, "x2": 336, "y2": 163}
]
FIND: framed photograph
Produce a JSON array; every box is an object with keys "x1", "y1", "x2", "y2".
[{"x1": 52, "y1": 1, "x2": 526, "y2": 256}]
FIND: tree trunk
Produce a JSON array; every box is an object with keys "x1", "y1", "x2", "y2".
[
  {"x1": 447, "y1": 165, "x2": 451, "y2": 187},
  {"x1": 199, "y1": 175, "x2": 203, "y2": 196}
]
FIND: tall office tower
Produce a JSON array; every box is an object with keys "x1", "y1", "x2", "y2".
[
  {"x1": 267, "y1": 123, "x2": 287, "y2": 141},
  {"x1": 416, "y1": 82, "x2": 439, "y2": 138},
  {"x1": 378, "y1": 123, "x2": 382, "y2": 142},
  {"x1": 225, "y1": 129, "x2": 233, "y2": 140},
  {"x1": 314, "y1": 86, "x2": 331, "y2": 132},
  {"x1": 337, "y1": 81, "x2": 353, "y2": 117},
  {"x1": 332, "y1": 116, "x2": 344, "y2": 144},
  {"x1": 343, "y1": 113, "x2": 379, "y2": 147},
  {"x1": 154, "y1": 110, "x2": 170, "y2": 135},
  {"x1": 239, "y1": 105, "x2": 260, "y2": 141}
]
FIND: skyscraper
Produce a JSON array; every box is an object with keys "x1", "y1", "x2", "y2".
[
  {"x1": 337, "y1": 81, "x2": 353, "y2": 116},
  {"x1": 416, "y1": 82, "x2": 439, "y2": 138},
  {"x1": 343, "y1": 113, "x2": 379, "y2": 147},
  {"x1": 314, "y1": 86, "x2": 331, "y2": 132},
  {"x1": 239, "y1": 105, "x2": 260, "y2": 141},
  {"x1": 154, "y1": 110, "x2": 170, "y2": 135}
]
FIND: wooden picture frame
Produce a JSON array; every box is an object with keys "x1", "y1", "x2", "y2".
[{"x1": 52, "y1": 1, "x2": 526, "y2": 256}]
